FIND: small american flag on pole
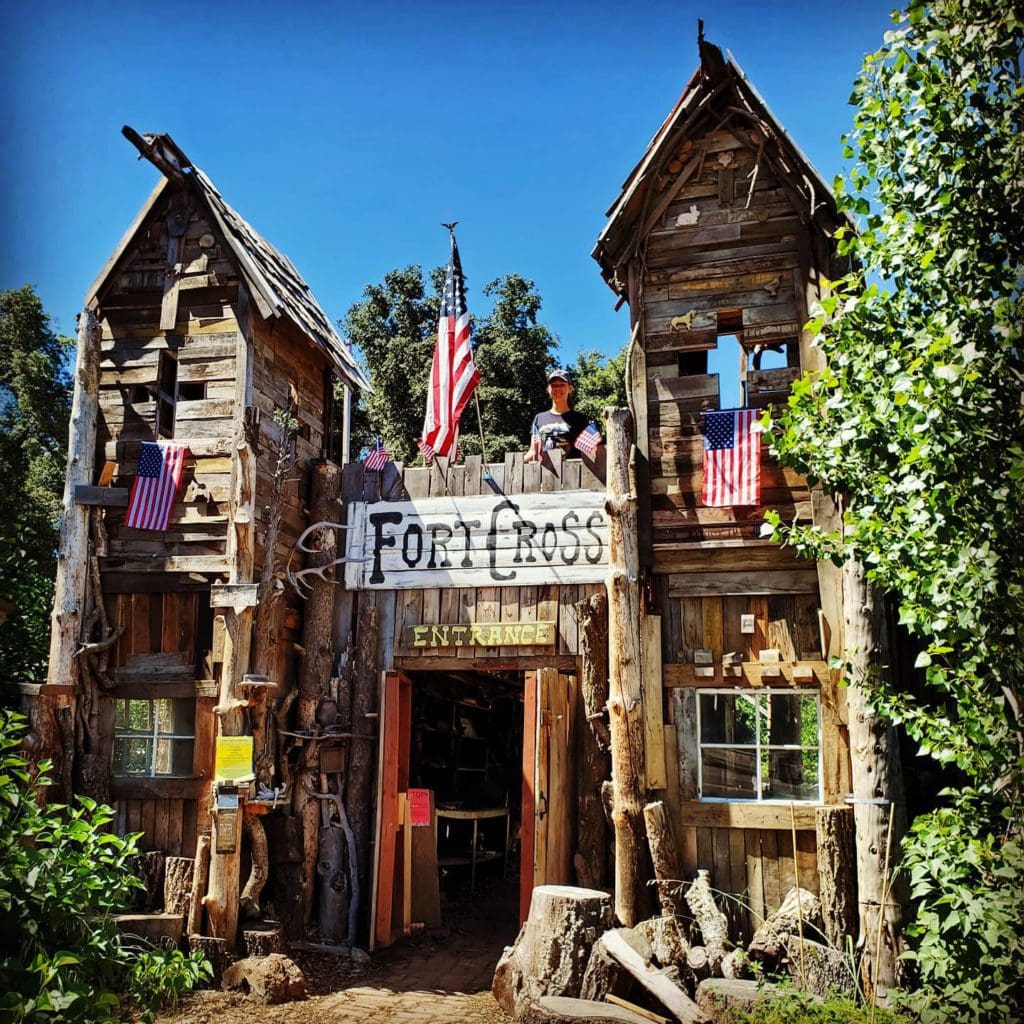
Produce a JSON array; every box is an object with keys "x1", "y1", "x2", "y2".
[
  {"x1": 418, "y1": 232, "x2": 481, "y2": 462},
  {"x1": 573, "y1": 423, "x2": 602, "y2": 458},
  {"x1": 363, "y1": 441, "x2": 391, "y2": 472},
  {"x1": 701, "y1": 409, "x2": 761, "y2": 507},
  {"x1": 126, "y1": 441, "x2": 187, "y2": 531}
]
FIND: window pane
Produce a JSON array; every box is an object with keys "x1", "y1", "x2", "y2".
[
  {"x1": 700, "y1": 693, "x2": 757, "y2": 745},
  {"x1": 116, "y1": 699, "x2": 155, "y2": 734},
  {"x1": 701, "y1": 747, "x2": 756, "y2": 799},
  {"x1": 766, "y1": 747, "x2": 820, "y2": 801},
  {"x1": 113, "y1": 736, "x2": 153, "y2": 775},
  {"x1": 153, "y1": 738, "x2": 195, "y2": 776},
  {"x1": 154, "y1": 699, "x2": 195, "y2": 735}
]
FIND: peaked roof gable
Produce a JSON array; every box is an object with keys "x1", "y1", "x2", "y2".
[
  {"x1": 87, "y1": 128, "x2": 369, "y2": 392},
  {"x1": 593, "y1": 38, "x2": 849, "y2": 296}
]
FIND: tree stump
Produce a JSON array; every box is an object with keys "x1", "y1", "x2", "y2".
[
  {"x1": 189, "y1": 934, "x2": 231, "y2": 985},
  {"x1": 242, "y1": 922, "x2": 288, "y2": 957},
  {"x1": 493, "y1": 885, "x2": 614, "y2": 1020},
  {"x1": 164, "y1": 856, "x2": 194, "y2": 916},
  {"x1": 580, "y1": 927, "x2": 651, "y2": 1002},
  {"x1": 783, "y1": 936, "x2": 856, "y2": 997}
]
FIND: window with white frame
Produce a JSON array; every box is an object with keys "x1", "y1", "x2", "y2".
[
  {"x1": 697, "y1": 689, "x2": 821, "y2": 802},
  {"x1": 113, "y1": 698, "x2": 195, "y2": 777}
]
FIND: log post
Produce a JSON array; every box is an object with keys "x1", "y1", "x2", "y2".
[
  {"x1": 604, "y1": 408, "x2": 649, "y2": 925},
  {"x1": 844, "y1": 554, "x2": 907, "y2": 1002},
  {"x1": 293, "y1": 462, "x2": 341, "y2": 924},
  {"x1": 41, "y1": 309, "x2": 101, "y2": 790},
  {"x1": 574, "y1": 591, "x2": 610, "y2": 891},
  {"x1": 643, "y1": 801, "x2": 686, "y2": 918},
  {"x1": 347, "y1": 600, "x2": 379, "y2": 936}
]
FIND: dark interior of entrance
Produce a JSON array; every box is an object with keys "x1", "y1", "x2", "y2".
[{"x1": 407, "y1": 670, "x2": 524, "y2": 926}]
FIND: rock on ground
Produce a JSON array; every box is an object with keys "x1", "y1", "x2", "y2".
[{"x1": 221, "y1": 954, "x2": 307, "y2": 1005}]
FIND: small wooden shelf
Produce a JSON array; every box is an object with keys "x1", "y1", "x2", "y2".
[{"x1": 436, "y1": 806, "x2": 510, "y2": 892}]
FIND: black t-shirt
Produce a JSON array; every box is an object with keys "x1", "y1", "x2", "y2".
[{"x1": 531, "y1": 409, "x2": 589, "y2": 452}]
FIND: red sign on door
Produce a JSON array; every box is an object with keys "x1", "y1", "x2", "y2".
[{"x1": 407, "y1": 787, "x2": 432, "y2": 827}]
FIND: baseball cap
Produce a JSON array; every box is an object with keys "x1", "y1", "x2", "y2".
[{"x1": 547, "y1": 368, "x2": 572, "y2": 384}]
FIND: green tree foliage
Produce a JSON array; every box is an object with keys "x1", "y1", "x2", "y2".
[
  {"x1": 0, "y1": 711, "x2": 210, "y2": 1021},
  {"x1": 763, "y1": 3, "x2": 1023, "y2": 1021},
  {"x1": 344, "y1": 266, "x2": 624, "y2": 463},
  {"x1": 0, "y1": 287, "x2": 73, "y2": 682},
  {"x1": 571, "y1": 346, "x2": 628, "y2": 427}
]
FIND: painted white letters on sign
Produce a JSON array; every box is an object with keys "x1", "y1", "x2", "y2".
[{"x1": 344, "y1": 490, "x2": 608, "y2": 590}]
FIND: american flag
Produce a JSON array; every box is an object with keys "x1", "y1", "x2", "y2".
[
  {"x1": 363, "y1": 441, "x2": 391, "y2": 472},
  {"x1": 126, "y1": 441, "x2": 187, "y2": 531},
  {"x1": 701, "y1": 409, "x2": 761, "y2": 507},
  {"x1": 418, "y1": 233, "x2": 481, "y2": 462},
  {"x1": 573, "y1": 423, "x2": 602, "y2": 458}
]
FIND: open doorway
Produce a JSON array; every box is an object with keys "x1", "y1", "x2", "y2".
[{"x1": 410, "y1": 671, "x2": 524, "y2": 913}]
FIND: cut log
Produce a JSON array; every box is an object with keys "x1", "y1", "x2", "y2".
[
  {"x1": 643, "y1": 803, "x2": 686, "y2": 918},
  {"x1": 599, "y1": 928, "x2": 709, "y2": 1024},
  {"x1": 684, "y1": 947, "x2": 709, "y2": 981},
  {"x1": 242, "y1": 922, "x2": 287, "y2": 957},
  {"x1": 683, "y1": 871, "x2": 730, "y2": 973},
  {"x1": 493, "y1": 884, "x2": 615, "y2": 1020},
  {"x1": 114, "y1": 912, "x2": 182, "y2": 947},
  {"x1": 746, "y1": 887, "x2": 822, "y2": 967},
  {"x1": 695, "y1": 979, "x2": 783, "y2": 1019},
  {"x1": 720, "y1": 949, "x2": 754, "y2": 980},
  {"x1": 187, "y1": 833, "x2": 211, "y2": 936},
  {"x1": 164, "y1": 856, "x2": 194, "y2": 916},
  {"x1": 784, "y1": 936, "x2": 857, "y2": 997},
  {"x1": 189, "y1": 934, "x2": 230, "y2": 984},
  {"x1": 575, "y1": 591, "x2": 611, "y2": 891},
  {"x1": 522, "y1": 996, "x2": 659, "y2": 1024},
  {"x1": 633, "y1": 917, "x2": 693, "y2": 982},
  {"x1": 131, "y1": 850, "x2": 165, "y2": 912},
  {"x1": 816, "y1": 804, "x2": 857, "y2": 948},
  {"x1": 580, "y1": 927, "x2": 651, "y2": 1002}
]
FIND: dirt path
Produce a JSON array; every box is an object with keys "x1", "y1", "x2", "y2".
[{"x1": 160, "y1": 881, "x2": 518, "y2": 1024}]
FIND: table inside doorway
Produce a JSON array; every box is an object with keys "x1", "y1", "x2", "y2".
[{"x1": 436, "y1": 806, "x2": 510, "y2": 893}]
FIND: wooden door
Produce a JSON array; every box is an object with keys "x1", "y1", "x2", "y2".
[
  {"x1": 520, "y1": 668, "x2": 577, "y2": 921},
  {"x1": 370, "y1": 670, "x2": 411, "y2": 950}
]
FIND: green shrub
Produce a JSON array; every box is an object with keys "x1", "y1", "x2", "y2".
[
  {"x1": 724, "y1": 990, "x2": 913, "y2": 1024},
  {"x1": 0, "y1": 710, "x2": 210, "y2": 1022}
]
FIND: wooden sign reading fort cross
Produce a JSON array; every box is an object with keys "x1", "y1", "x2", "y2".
[{"x1": 344, "y1": 490, "x2": 609, "y2": 590}]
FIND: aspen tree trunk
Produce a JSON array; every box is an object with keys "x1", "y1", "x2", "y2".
[
  {"x1": 604, "y1": 408, "x2": 649, "y2": 925},
  {"x1": 40, "y1": 309, "x2": 101, "y2": 792},
  {"x1": 844, "y1": 554, "x2": 907, "y2": 1003},
  {"x1": 294, "y1": 463, "x2": 341, "y2": 923}
]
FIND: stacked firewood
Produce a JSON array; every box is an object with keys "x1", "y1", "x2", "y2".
[{"x1": 493, "y1": 817, "x2": 856, "y2": 1023}]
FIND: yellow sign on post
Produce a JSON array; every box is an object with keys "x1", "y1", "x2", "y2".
[{"x1": 214, "y1": 735, "x2": 254, "y2": 781}]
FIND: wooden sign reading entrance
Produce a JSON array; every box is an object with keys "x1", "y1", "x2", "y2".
[
  {"x1": 346, "y1": 490, "x2": 609, "y2": 590},
  {"x1": 408, "y1": 621, "x2": 557, "y2": 648}
]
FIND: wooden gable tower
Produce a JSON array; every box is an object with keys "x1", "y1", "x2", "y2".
[
  {"x1": 43, "y1": 128, "x2": 368, "y2": 945},
  {"x1": 594, "y1": 37, "x2": 856, "y2": 938}
]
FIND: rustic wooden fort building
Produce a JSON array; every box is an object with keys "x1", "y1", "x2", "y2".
[{"x1": 39, "y1": 39, "x2": 877, "y2": 971}]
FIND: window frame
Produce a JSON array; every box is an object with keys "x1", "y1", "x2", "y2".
[
  {"x1": 112, "y1": 697, "x2": 196, "y2": 779},
  {"x1": 695, "y1": 687, "x2": 823, "y2": 804}
]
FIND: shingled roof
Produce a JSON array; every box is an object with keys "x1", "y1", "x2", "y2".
[
  {"x1": 593, "y1": 37, "x2": 849, "y2": 298},
  {"x1": 87, "y1": 128, "x2": 369, "y2": 393}
]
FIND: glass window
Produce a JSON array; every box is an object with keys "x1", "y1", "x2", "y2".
[
  {"x1": 113, "y1": 698, "x2": 195, "y2": 777},
  {"x1": 697, "y1": 689, "x2": 821, "y2": 802}
]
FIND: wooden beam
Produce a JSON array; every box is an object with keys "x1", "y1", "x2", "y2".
[
  {"x1": 663, "y1": 660, "x2": 830, "y2": 688},
  {"x1": 680, "y1": 800, "x2": 819, "y2": 830},
  {"x1": 641, "y1": 615, "x2": 667, "y2": 790},
  {"x1": 73, "y1": 485, "x2": 129, "y2": 507}
]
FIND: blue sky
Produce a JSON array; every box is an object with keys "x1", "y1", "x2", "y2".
[{"x1": 1, "y1": 0, "x2": 894, "y2": 366}]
